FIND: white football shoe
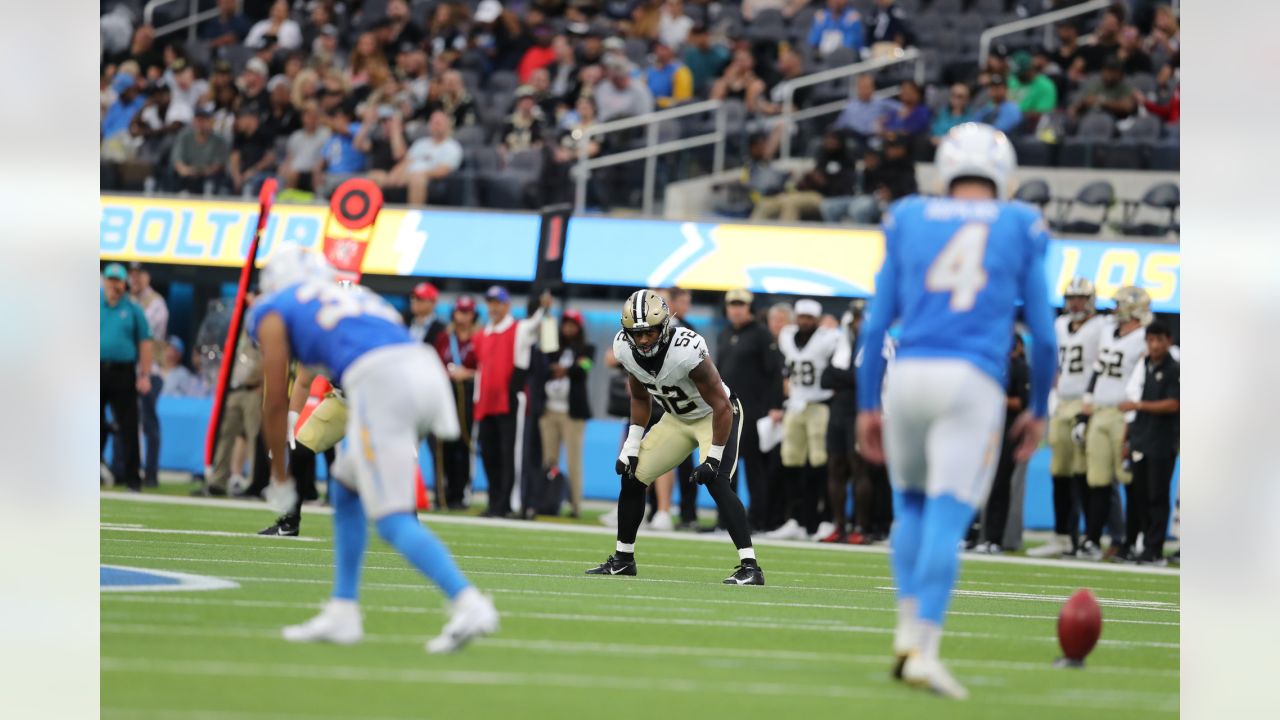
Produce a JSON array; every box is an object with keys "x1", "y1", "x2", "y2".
[
  {"x1": 648, "y1": 510, "x2": 674, "y2": 532},
  {"x1": 902, "y1": 654, "x2": 969, "y2": 700},
  {"x1": 599, "y1": 506, "x2": 618, "y2": 528},
  {"x1": 282, "y1": 599, "x2": 363, "y2": 645},
  {"x1": 811, "y1": 521, "x2": 836, "y2": 542},
  {"x1": 763, "y1": 519, "x2": 806, "y2": 541},
  {"x1": 427, "y1": 587, "x2": 499, "y2": 654},
  {"x1": 1027, "y1": 536, "x2": 1068, "y2": 558}
]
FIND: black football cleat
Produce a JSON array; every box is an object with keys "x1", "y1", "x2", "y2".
[
  {"x1": 892, "y1": 653, "x2": 909, "y2": 681},
  {"x1": 259, "y1": 514, "x2": 300, "y2": 537},
  {"x1": 723, "y1": 559, "x2": 765, "y2": 585},
  {"x1": 585, "y1": 554, "x2": 637, "y2": 576}
]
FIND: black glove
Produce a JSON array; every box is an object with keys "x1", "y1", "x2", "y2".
[
  {"x1": 1071, "y1": 413, "x2": 1089, "y2": 446},
  {"x1": 693, "y1": 457, "x2": 721, "y2": 486},
  {"x1": 615, "y1": 455, "x2": 638, "y2": 482}
]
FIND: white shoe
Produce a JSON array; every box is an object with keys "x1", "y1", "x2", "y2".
[
  {"x1": 264, "y1": 480, "x2": 299, "y2": 515},
  {"x1": 100, "y1": 462, "x2": 115, "y2": 488},
  {"x1": 966, "y1": 541, "x2": 990, "y2": 554},
  {"x1": 648, "y1": 511, "x2": 674, "y2": 532},
  {"x1": 599, "y1": 506, "x2": 618, "y2": 528},
  {"x1": 811, "y1": 521, "x2": 835, "y2": 542},
  {"x1": 427, "y1": 587, "x2": 499, "y2": 654},
  {"x1": 229, "y1": 474, "x2": 249, "y2": 495},
  {"x1": 282, "y1": 599, "x2": 363, "y2": 645},
  {"x1": 1027, "y1": 537, "x2": 1067, "y2": 558},
  {"x1": 1078, "y1": 540, "x2": 1103, "y2": 561},
  {"x1": 902, "y1": 654, "x2": 969, "y2": 700},
  {"x1": 764, "y1": 519, "x2": 806, "y2": 541}
]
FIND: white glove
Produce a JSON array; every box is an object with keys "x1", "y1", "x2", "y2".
[
  {"x1": 287, "y1": 410, "x2": 300, "y2": 450},
  {"x1": 264, "y1": 477, "x2": 299, "y2": 515},
  {"x1": 1071, "y1": 416, "x2": 1089, "y2": 446}
]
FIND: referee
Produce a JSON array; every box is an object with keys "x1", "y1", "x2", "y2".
[{"x1": 100, "y1": 263, "x2": 153, "y2": 492}]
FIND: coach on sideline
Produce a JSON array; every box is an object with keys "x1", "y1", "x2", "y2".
[{"x1": 101, "y1": 263, "x2": 153, "y2": 492}]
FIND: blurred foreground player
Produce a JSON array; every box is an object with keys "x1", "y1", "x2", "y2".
[
  {"x1": 856, "y1": 123, "x2": 1056, "y2": 699},
  {"x1": 249, "y1": 245, "x2": 498, "y2": 653}
]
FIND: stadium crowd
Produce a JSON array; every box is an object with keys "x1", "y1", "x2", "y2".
[{"x1": 101, "y1": 0, "x2": 1179, "y2": 216}]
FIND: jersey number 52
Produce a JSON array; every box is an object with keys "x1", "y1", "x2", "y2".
[{"x1": 926, "y1": 223, "x2": 989, "y2": 312}]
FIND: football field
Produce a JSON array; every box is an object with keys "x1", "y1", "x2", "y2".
[{"x1": 101, "y1": 494, "x2": 1179, "y2": 719}]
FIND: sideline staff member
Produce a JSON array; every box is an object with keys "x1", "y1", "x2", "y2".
[
  {"x1": 1119, "y1": 322, "x2": 1180, "y2": 564},
  {"x1": 101, "y1": 263, "x2": 153, "y2": 492}
]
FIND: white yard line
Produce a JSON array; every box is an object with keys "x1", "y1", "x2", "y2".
[
  {"x1": 101, "y1": 526, "x2": 323, "y2": 542},
  {"x1": 101, "y1": 493, "x2": 1181, "y2": 577}
]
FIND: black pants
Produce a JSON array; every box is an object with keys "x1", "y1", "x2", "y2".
[
  {"x1": 982, "y1": 430, "x2": 1018, "y2": 545},
  {"x1": 441, "y1": 380, "x2": 475, "y2": 508},
  {"x1": 765, "y1": 447, "x2": 787, "y2": 529},
  {"x1": 101, "y1": 362, "x2": 141, "y2": 490},
  {"x1": 139, "y1": 373, "x2": 163, "y2": 487},
  {"x1": 1137, "y1": 453, "x2": 1178, "y2": 559},
  {"x1": 479, "y1": 412, "x2": 518, "y2": 516},
  {"x1": 869, "y1": 461, "x2": 893, "y2": 536},
  {"x1": 676, "y1": 455, "x2": 697, "y2": 524},
  {"x1": 826, "y1": 415, "x2": 872, "y2": 534},
  {"x1": 735, "y1": 411, "x2": 770, "y2": 529}
]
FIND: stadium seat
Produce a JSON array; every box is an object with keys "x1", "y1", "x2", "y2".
[
  {"x1": 1130, "y1": 73, "x2": 1158, "y2": 97},
  {"x1": 1051, "y1": 180, "x2": 1115, "y2": 235},
  {"x1": 1013, "y1": 179, "x2": 1051, "y2": 212},
  {"x1": 746, "y1": 9, "x2": 787, "y2": 43},
  {"x1": 1075, "y1": 112, "x2": 1116, "y2": 141},
  {"x1": 625, "y1": 37, "x2": 649, "y2": 65},
  {"x1": 1121, "y1": 114, "x2": 1162, "y2": 142},
  {"x1": 1097, "y1": 140, "x2": 1143, "y2": 169},
  {"x1": 1058, "y1": 138, "x2": 1096, "y2": 168},
  {"x1": 454, "y1": 124, "x2": 487, "y2": 149},
  {"x1": 1012, "y1": 136, "x2": 1053, "y2": 167},
  {"x1": 508, "y1": 149, "x2": 545, "y2": 177},
  {"x1": 1119, "y1": 182, "x2": 1179, "y2": 237},
  {"x1": 488, "y1": 71, "x2": 519, "y2": 94}
]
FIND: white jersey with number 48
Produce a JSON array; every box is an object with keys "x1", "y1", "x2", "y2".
[
  {"x1": 779, "y1": 325, "x2": 841, "y2": 408},
  {"x1": 614, "y1": 326, "x2": 730, "y2": 422},
  {"x1": 1054, "y1": 313, "x2": 1106, "y2": 400},
  {"x1": 1090, "y1": 316, "x2": 1147, "y2": 407}
]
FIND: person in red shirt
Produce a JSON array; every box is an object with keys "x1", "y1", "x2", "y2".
[
  {"x1": 518, "y1": 27, "x2": 557, "y2": 84},
  {"x1": 1135, "y1": 84, "x2": 1179, "y2": 125},
  {"x1": 434, "y1": 295, "x2": 481, "y2": 509}
]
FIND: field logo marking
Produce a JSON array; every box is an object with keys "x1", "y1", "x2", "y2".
[{"x1": 101, "y1": 565, "x2": 240, "y2": 593}]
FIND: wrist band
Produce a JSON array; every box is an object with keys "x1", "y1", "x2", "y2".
[
  {"x1": 627, "y1": 424, "x2": 645, "y2": 444},
  {"x1": 707, "y1": 444, "x2": 725, "y2": 463}
]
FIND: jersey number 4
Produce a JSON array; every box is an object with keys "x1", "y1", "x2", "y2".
[{"x1": 925, "y1": 223, "x2": 989, "y2": 312}]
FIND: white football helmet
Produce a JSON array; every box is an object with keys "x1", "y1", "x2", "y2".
[
  {"x1": 260, "y1": 244, "x2": 335, "y2": 295},
  {"x1": 935, "y1": 122, "x2": 1018, "y2": 199}
]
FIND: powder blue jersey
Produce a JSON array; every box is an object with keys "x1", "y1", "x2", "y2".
[
  {"x1": 248, "y1": 280, "x2": 410, "y2": 382},
  {"x1": 857, "y1": 195, "x2": 1057, "y2": 417}
]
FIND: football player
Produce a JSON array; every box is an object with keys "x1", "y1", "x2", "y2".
[
  {"x1": 856, "y1": 123, "x2": 1057, "y2": 699},
  {"x1": 250, "y1": 244, "x2": 498, "y2": 653},
  {"x1": 1030, "y1": 277, "x2": 1106, "y2": 558},
  {"x1": 1077, "y1": 286, "x2": 1152, "y2": 560},
  {"x1": 767, "y1": 298, "x2": 842, "y2": 540},
  {"x1": 586, "y1": 289, "x2": 764, "y2": 585}
]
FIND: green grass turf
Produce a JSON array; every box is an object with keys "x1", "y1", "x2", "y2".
[{"x1": 100, "y1": 495, "x2": 1179, "y2": 720}]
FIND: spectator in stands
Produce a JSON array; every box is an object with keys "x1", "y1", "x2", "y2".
[
  {"x1": 397, "y1": 48, "x2": 431, "y2": 110},
  {"x1": 710, "y1": 48, "x2": 766, "y2": 111},
  {"x1": 100, "y1": 262, "x2": 152, "y2": 493},
  {"x1": 1074, "y1": 6, "x2": 1124, "y2": 76},
  {"x1": 682, "y1": 24, "x2": 729, "y2": 98},
  {"x1": 808, "y1": 0, "x2": 865, "y2": 61},
  {"x1": 867, "y1": 0, "x2": 912, "y2": 51},
  {"x1": 973, "y1": 73, "x2": 1023, "y2": 134},
  {"x1": 757, "y1": 48, "x2": 808, "y2": 116},
  {"x1": 209, "y1": 82, "x2": 240, "y2": 141},
  {"x1": 164, "y1": 59, "x2": 207, "y2": 117},
  {"x1": 502, "y1": 86, "x2": 548, "y2": 154},
  {"x1": 539, "y1": 310, "x2": 595, "y2": 518},
  {"x1": 1008, "y1": 51, "x2": 1057, "y2": 130},
  {"x1": 519, "y1": 26, "x2": 558, "y2": 84},
  {"x1": 1070, "y1": 57, "x2": 1136, "y2": 120},
  {"x1": 1051, "y1": 22, "x2": 1087, "y2": 86},
  {"x1": 742, "y1": 0, "x2": 807, "y2": 22},
  {"x1": 201, "y1": 0, "x2": 252, "y2": 50},
  {"x1": 424, "y1": 70, "x2": 481, "y2": 129},
  {"x1": 596, "y1": 56, "x2": 655, "y2": 121},
  {"x1": 575, "y1": 27, "x2": 606, "y2": 67},
  {"x1": 229, "y1": 108, "x2": 277, "y2": 197},
  {"x1": 246, "y1": 0, "x2": 303, "y2": 51},
  {"x1": 102, "y1": 73, "x2": 145, "y2": 163},
  {"x1": 404, "y1": 110, "x2": 464, "y2": 206},
  {"x1": 109, "y1": 24, "x2": 165, "y2": 79},
  {"x1": 159, "y1": 336, "x2": 205, "y2": 397},
  {"x1": 547, "y1": 34, "x2": 582, "y2": 103},
  {"x1": 476, "y1": 2, "x2": 530, "y2": 74},
  {"x1": 100, "y1": 4, "x2": 135, "y2": 59},
  {"x1": 1134, "y1": 81, "x2": 1178, "y2": 125},
  {"x1": 347, "y1": 31, "x2": 391, "y2": 90},
  {"x1": 129, "y1": 82, "x2": 190, "y2": 167},
  {"x1": 838, "y1": 138, "x2": 915, "y2": 224},
  {"x1": 208, "y1": 59, "x2": 235, "y2": 99},
  {"x1": 657, "y1": 0, "x2": 694, "y2": 49},
  {"x1": 646, "y1": 40, "x2": 694, "y2": 109},
  {"x1": 263, "y1": 77, "x2": 300, "y2": 139},
  {"x1": 751, "y1": 131, "x2": 857, "y2": 221},
  {"x1": 127, "y1": 262, "x2": 167, "y2": 489},
  {"x1": 546, "y1": 96, "x2": 607, "y2": 205},
  {"x1": 930, "y1": 82, "x2": 974, "y2": 143},
  {"x1": 1144, "y1": 4, "x2": 1179, "y2": 69},
  {"x1": 527, "y1": 68, "x2": 562, "y2": 122},
  {"x1": 356, "y1": 101, "x2": 409, "y2": 195},
  {"x1": 169, "y1": 105, "x2": 230, "y2": 194},
  {"x1": 832, "y1": 73, "x2": 897, "y2": 144},
  {"x1": 435, "y1": 295, "x2": 481, "y2": 509},
  {"x1": 314, "y1": 104, "x2": 366, "y2": 196},
  {"x1": 281, "y1": 102, "x2": 330, "y2": 192},
  {"x1": 1115, "y1": 25, "x2": 1154, "y2": 76},
  {"x1": 879, "y1": 79, "x2": 930, "y2": 142},
  {"x1": 384, "y1": 0, "x2": 424, "y2": 55},
  {"x1": 239, "y1": 58, "x2": 271, "y2": 119},
  {"x1": 311, "y1": 25, "x2": 346, "y2": 72}
]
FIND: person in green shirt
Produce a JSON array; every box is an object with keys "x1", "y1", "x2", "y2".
[{"x1": 1007, "y1": 51, "x2": 1057, "y2": 129}]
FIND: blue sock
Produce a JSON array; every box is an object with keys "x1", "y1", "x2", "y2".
[
  {"x1": 890, "y1": 489, "x2": 926, "y2": 600},
  {"x1": 913, "y1": 493, "x2": 979, "y2": 625},
  {"x1": 330, "y1": 481, "x2": 367, "y2": 601},
  {"x1": 375, "y1": 513, "x2": 471, "y2": 601}
]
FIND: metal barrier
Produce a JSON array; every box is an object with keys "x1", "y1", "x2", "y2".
[
  {"x1": 777, "y1": 48, "x2": 925, "y2": 160},
  {"x1": 978, "y1": 0, "x2": 1111, "y2": 69},
  {"x1": 145, "y1": 0, "x2": 240, "y2": 44},
  {"x1": 573, "y1": 99, "x2": 726, "y2": 215}
]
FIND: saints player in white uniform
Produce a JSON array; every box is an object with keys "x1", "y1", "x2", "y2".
[
  {"x1": 1031, "y1": 278, "x2": 1107, "y2": 558},
  {"x1": 766, "y1": 299, "x2": 842, "y2": 540},
  {"x1": 1077, "y1": 286, "x2": 1152, "y2": 559},
  {"x1": 586, "y1": 290, "x2": 764, "y2": 585}
]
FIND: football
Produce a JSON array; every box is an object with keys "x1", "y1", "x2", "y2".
[{"x1": 1057, "y1": 588, "x2": 1104, "y2": 665}]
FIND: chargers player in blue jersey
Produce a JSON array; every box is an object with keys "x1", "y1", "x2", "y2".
[
  {"x1": 856, "y1": 123, "x2": 1057, "y2": 699},
  {"x1": 248, "y1": 244, "x2": 499, "y2": 653}
]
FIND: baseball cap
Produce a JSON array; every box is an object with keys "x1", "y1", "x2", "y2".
[
  {"x1": 127, "y1": 261, "x2": 145, "y2": 271},
  {"x1": 245, "y1": 57, "x2": 269, "y2": 77},
  {"x1": 167, "y1": 335, "x2": 185, "y2": 356},
  {"x1": 102, "y1": 263, "x2": 127, "y2": 281},
  {"x1": 514, "y1": 84, "x2": 536, "y2": 99},
  {"x1": 320, "y1": 24, "x2": 339, "y2": 38},
  {"x1": 111, "y1": 71, "x2": 136, "y2": 95},
  {"x1": 194, "y1": 102, "x2": 215, "y2": 118},
  {"x1": 412, "y1": 282, "x2": 439, "y2": 301},
  {"x1": 603, "y1": 37, "x2": 626, "y2": 52},
  {"x1": 213, "y1": 59, "x2": 233, "y2": 74},
  {"x1": 475, "y1": 0, "x2": 503, "y2": 23},
  {"x1": 794, "y1": 299, "x2": 823, "y2": 318},
  {"x1": 562, "y1": 309, "x2": 585, "y2": 327},
  {"x1": 454, "y1": 295, "x2": 477, "y2": 312},
  {"x1": 485, "y1": 285, "x2": 510, "y2": 303},
  {"x1": 725, "y1": 288, "x2": 754, "y2": 305}
]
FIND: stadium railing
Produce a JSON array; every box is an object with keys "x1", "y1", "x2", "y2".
[
  {"x1": 146, "y1": 0, "x2": 237, "y2": 43},
  {"x1": 572, "y1": 99, "x2": 727, "y2": 215},
  {"x1": 977, "y1": 0, "x2": 1111, "y2": 69},
  {"x1": 776, "y1": 48, "x2": 925, "y2": 160}
]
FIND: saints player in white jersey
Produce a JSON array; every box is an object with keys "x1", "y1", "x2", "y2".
[
  {"x1": 1031, "y1": 278, "x2": 1107, "y2": 558},
  {"x1": 586, "y1": 290, "x2": 764, "y2": 585},
  {"x1": 1077, "y1": 286, "x2": 1152, "y2": 559},
  {"x1": 766, "y1": 299, "x2": 842, "y2": 540}
]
